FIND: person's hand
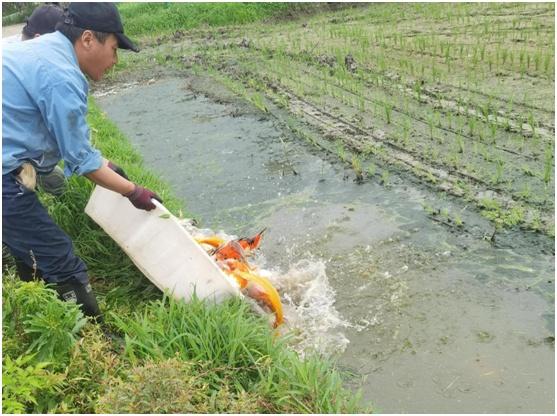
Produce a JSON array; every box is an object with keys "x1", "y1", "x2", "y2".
[
  {"x1": 107, "y1": 161, "x2": 129, "y2": 180},
  {"x1": 124, "y1": 185, "x2": 162, "y2": 211}
]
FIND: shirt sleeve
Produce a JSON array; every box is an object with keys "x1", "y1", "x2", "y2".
[{"x1": 36, "y1": 79, "x2": 102, "y2": 176}]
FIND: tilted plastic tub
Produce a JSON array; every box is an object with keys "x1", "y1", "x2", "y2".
[{"x1": 84, "y1": 185, "x2": 240, "y2": 303}]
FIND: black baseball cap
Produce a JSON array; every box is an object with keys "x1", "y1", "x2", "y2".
[
  {"x1": 22, "y1": 4, "x2": 64, "y2": 37},
  {"x1": 63, "y1": 2, "x2": 139, "y2": 52}
]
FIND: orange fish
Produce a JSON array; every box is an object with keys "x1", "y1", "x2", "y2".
[
  {"x1": 195, "y1": 235, "x2": 225, "y2": 248},
  {"x1": 237, "y1": 228, "x2": 267, "y2": 252},
  {"x1": 231, "y1": 270, "x2": 284, "y2": 328},
  {"x1": 211, "y1": 240, "x2": 247, "y2": 263},
  {"x1": 197, "y1": 228, "x2": 282, "y2": 327},
  {"x1": 225, "y1": 259, "x2": 251, "y2": 275}
]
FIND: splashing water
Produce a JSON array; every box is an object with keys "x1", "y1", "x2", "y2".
[
  {"x1": 270, "y1": 258, "x2": 351, "y2": 357},
  {"x1": 180, "y1": 219, "x2": 350, "y2": 357}
]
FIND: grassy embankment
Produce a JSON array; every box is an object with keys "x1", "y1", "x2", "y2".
[
  {"x1": 2, "y1": 4, "x2": 368, "y2": 414},
  {"x1": 1, "y1": 2, "x2": 38, "y2": 26},
  {"x1": 117, "y1": 2, "x2": 555, "y2": 237}
]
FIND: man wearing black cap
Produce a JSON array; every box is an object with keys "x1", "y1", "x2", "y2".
[
  {"x1": 3, "y1": 3, "x2": 160, "y2": 321},
  {"x1": 21, "y1": 3, "x2": 64, "y2": 40}
]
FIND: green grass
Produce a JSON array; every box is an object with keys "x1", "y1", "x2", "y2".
[
  {"x1": 119, "y1": 2, "x2": 293, "y2": 38},
  {"x1": 1, "y1": 2, "x2": 38, "y2": 26}
]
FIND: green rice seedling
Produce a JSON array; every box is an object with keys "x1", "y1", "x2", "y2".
[
  {"x1": 456, "y1": 134, "x2": 465, "y2": 153},
  {"x1": 457, "y1": 115, "x2": 465, "y2": 134},
  {"x1": 430, "y1": 147, "x2": 440, "y2": 161},
  {"x1": 529, "y1": 210, "x2": 543, "y2": 231},
  {"x1": 527, "y1": 112, "x2": 537, "y2": 137},
  {"x1": 367, "y1": 163, "x2": 377, "y2": 177},
  {"x1": 534, "y1": 51, "x2": 541, "y2": 71},
  {"x1": 336, "y1": 140, "x2": 347, "y2": 162},
  {"x1": 478, "y1": 126, "x2": 487, "y2": 143},
  {"x1": 384, "y1": 102, "x2": 393, "y2": 124},
  {"x1": 467, "y1": 116, "x2": 476, "y2": 136},
  {"x1": 276, "y1": 94, "x2": 289, "y2": 110},
  {"x1": 447, "y1": 152, "x2": 460, "y2": 168},
  {"x1": 414, "y1": 82, "x2": 422, "y2": 100},
  {"x1": 402, "y1": 119, "x2": 411, "y2": 146},
  {"x1": 454, "y1": 214, "x2": 464, "y2": 227},
  {"x1": 519, "y1": 61, "x2": 526, "y2": 77},
  {"x1": 489, "y1": 122, "x2": 498, "y2": 142},
  {"x1": 493, "y1": 159, "x2": 505, "y2": 184},
  {"x1": 352, "y1": 155, "x2": 364, "y2": 182},
  {"x1": 358, "y1": 96, "x2": 365, "y2": 113},
  {"x1": 543, "y1": 145, "x2": 553, "y2": 186},
  {"x1": 544, "y1": 54, "x2": 551, "y2": 74},
  {"x1": 250, "y1": 93, "x2": 268, "y2": 113},
  {"x1": 480, "y1": 100, "x2": 492, "y2": 120},
  {"x1": 434, "y1": 111, "x2": 442, "y2": 127},
  {"x1": 427, "y1": 113, "x2": 435, "y2": 139},
  {"x1": 479, "y1": 144, "x2": 493, "y2": 162},
  {"x1": 521, "y1": 164, "x2": 535, "y2": 177},
  {"x1": 422, "y1": 202, "x2": 436, "y2": 215},
  {"x1": 503, "y1": 117, "x2": 512, "y2": 132},
  {"x1": 380, "y1": 170, "x2": 390, "y2": 186}
]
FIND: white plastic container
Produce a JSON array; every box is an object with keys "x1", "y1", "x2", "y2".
[{"x1": 84, "y1": 185, "x2": 240, "y2": 303}]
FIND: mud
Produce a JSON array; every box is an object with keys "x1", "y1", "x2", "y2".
[{"x1": 94, "y1": 75, "x2": 554, "y2": 413}]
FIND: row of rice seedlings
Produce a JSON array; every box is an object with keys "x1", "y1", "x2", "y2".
[
  {"x1": 363, "y1": 54, "x2": 538, "y2": 153},
  {"x1": 284, "y1": 0, "x2": 551, "y2": 85},
  {"x1": 266, "y1": 49, "x2": 540, "y2": 167},
  {"x1": 223, "y1": 38, "x2": 551, "y2": 200},
  {"x1": 258, "y1": 18, "x2": 553, "y2": 118},
  {"x1": 350, "y1": 18, "x2": 554, "y2": 81}
]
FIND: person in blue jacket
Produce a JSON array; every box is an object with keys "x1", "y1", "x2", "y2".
[{"x1": 2, "y1": 3, "x2": 162, "y2": 321}]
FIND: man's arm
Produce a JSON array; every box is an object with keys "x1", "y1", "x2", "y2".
[{"x1": 85, "y1": 160, "x2": 135, "y2": 195}]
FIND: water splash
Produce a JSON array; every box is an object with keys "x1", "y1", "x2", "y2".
[
  {"x1": 179, "y1": 219, "x2": 350, "y2": 357},
  {"x1": 270, "y1": 258, "x2": 351, "y2": 357}
]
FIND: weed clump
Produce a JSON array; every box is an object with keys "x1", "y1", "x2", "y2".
[
  {"x1": 2, "y1": 354, "x2": 64, "y2": 414},
  {"x1": 2, "y1": 273, "x2": 87, "y2": 413},
  {"x1": 2, "y1": 274, "x2": 87, "y2": 366},
  {"x1": 96, "y1": 357, "x2": 266, "y2": 413}
]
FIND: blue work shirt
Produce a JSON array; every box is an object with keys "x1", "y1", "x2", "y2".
[{"x1": 2, "y1": 31, "x2": 102, "y2": 176}]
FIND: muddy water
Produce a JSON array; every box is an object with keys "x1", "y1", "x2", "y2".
[{"x1": 95, "y1": 77, "x2": 554, "y2": 413}]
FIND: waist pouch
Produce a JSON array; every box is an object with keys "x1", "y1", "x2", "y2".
[{"x1": 14, "y1": 162, "x2": 37, "y2": 192}]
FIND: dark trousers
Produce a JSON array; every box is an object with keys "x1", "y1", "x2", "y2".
[{"x1": 2, "y1": 172, "x2": 101, "y2": 319}]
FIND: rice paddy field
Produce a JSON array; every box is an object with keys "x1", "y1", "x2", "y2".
[{"x1": 119, "y1": 2, "x2": 555, "y2": 236}]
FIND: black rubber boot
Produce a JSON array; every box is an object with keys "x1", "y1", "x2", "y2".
[
  {"x1": 14, "y1": 257, "x2": 43, "y2": 282},
  {"x1": 54, "y1": 278, "x2": 103, "y2": 322}
]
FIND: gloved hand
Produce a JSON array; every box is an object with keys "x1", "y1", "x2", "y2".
[
  {"x1": 124, "y1": 185, "x2": 162, "y2": 211},
  {"x1": 107, "y1": 160, "x2": 129, "y2": 180}
]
